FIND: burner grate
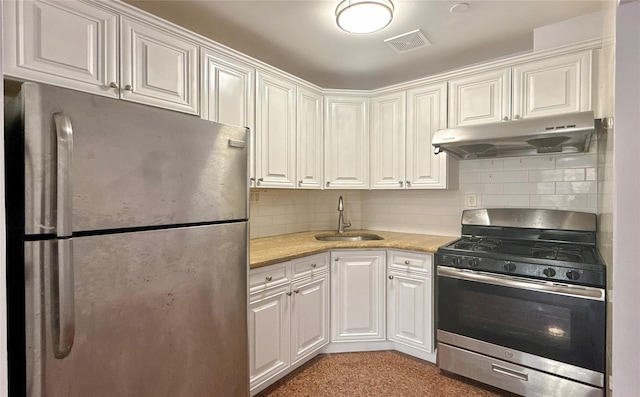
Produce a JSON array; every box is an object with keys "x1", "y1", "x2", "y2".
[
  {"x1": 454, "y1": 237, "x2": 503, "y2": 252},
  {"x1": 531, "y1": 243, "x2": 585, "y2": 263}
]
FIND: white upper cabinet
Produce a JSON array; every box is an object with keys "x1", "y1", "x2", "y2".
[
  {"x1": 449, "y1": 50, "x2": 592, "y2": 127},
  {"x1": 448, "y1": 68, "x2": 512, "y2": 127},
  {"x1": 370, "y1": 91, "x2": 406, "y2": 189},
  {"x1": 512, "y1": 51, "x2": 592, "y2": 119},
  {"x1": 406, "y1": 82, "x2": 455, "y2": 189},
  {"x1": 120, "y1": 17, "x2": 199, "y2": 114},
  {"x1": 4, "y1": 0, "x2": 200, "y2": 114},
  {"x1": 255, "y1": 71, "x2": 297, "y2": 188},
  {"x1": 371, "y1": 83, "x2": 454, "y2": 190},
  {"x1": 201, "y1": 48, "x2": 255, "y2": 185},
  {"x1": 200, "y1": 48, "x2": 254, "y2": 128},
  {"x1": 324, "y1": 95, "x2": 370, "y2": 189},
  {"x1": 3, "y1": 0, "x2": 118, "y2": 96},
  {"x1": 296, "y1": 87, "x2": 324, "y2": 189}
]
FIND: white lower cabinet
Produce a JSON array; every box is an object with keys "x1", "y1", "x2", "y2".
[
  {"x1": 290, "y1": 275, "x2": 329, "y2": 364},
  {"x1": 249, "y1": 284, "x2": 290, "y2": 390},
  {"x1": 386, "y1": 250, "x2": 434, "y2": 355},
  {"x1": 249, "y1": 253, "x2": 329, "y2": 395},
  {"x1": 330, "y1": 250, "x2": 386, "y2": 342}
]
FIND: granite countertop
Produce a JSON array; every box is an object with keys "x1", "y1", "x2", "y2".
[{"x1": 250, "y1": 230, "x2": 458, "y2": 269}]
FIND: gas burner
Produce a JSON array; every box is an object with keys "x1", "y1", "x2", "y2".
[
  {"x1": 531, "y1": 243, "x2": 585, "y2": 263},
  {"x1": 454, "y1": 237, "x2": 503, "y2": 252}
]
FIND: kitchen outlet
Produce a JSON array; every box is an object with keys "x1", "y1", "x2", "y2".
[{"x1": 464, "y1": 193, "x2": 478, "y2": 207}]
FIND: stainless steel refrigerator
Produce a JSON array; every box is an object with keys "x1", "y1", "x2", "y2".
[{"x1": 5, "y1": 83, "x2": 249, "y2": 396}]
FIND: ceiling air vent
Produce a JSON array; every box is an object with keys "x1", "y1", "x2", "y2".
[{"x1": 384, "y1": 29, "x2": 431, "y2": 54}]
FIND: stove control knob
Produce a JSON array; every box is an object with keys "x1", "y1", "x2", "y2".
[
  {"x1": 503, "y1": 262, "x2": 516, "y2": 272},
  {"x1": 543, "y1": 268, "x2": 556, "y2": 277},
  {"x1": 566, "y1": 270, "x2": 581, "y2": 280},
  {"x1": 468, "y1": 258, "x2": 479, "y2": 268},
  {"x1": 452, "y1": 257, "x2": 462, "y2": 266}
]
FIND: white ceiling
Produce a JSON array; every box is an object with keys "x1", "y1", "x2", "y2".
[{"x1": 125, "y1": 0, "x2": 610, "y2": 90}]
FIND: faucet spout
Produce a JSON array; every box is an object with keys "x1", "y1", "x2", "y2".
[{"x1": 337, "y1": 196, "x2": 351, "y2": 234}]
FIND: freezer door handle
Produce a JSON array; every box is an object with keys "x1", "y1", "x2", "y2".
[
  {"x1": 53, "y1": 238, "x2": 75, "y2": 358},
  {"x1": 228, "y1": 139, "x2": 246, "y2": 149},
  {"x1": 53, "y1": 112, "x2": 73, "y2": 238}
]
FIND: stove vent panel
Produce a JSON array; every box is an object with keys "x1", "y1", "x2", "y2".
[{"x1": 384, "y1": 29, "x2": 431, "y2": 54}]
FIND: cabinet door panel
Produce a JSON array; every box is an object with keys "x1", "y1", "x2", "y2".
[
  {"x1": 256, "y1": 72, "x2": 296, "y2": 188},
  {"x1": 291, "y1": 274, "x2": 329, "y2": 364},
  {"x1": 387, "y1": 272, "x2": 434, "y2": 353},
  {"x1": 121, "y1": 18, "x2": 199, "y2": 114},
  {"x1": 448, "y1": 68, "x2": 511, "y2": 127},
  {"x1": 4, "y1": 0, "x2": 118, "y2": 97},
  {"x1": 249, "y1": 286, "x2": 290, "y2": 391},
  {"x1": 406, "y1": 82, "x2": 454, "y2": 189},
  {"x1": 513, "y1": 51, "x2": 592, "y2": 119},
  {"x1": 324, "y1": 96, "x2": 369, "y2": 189},
  {"x1": 201, "y1": 49, "x2": 255, "y2": 186},
  {"x1": 370, "y1": 91, "x2": 406, "y2": 189},
  {"x1": 296, "y1": 87, "x2": 324, "y2": 189},
  {"x1": 331, "y1": 251, "x2": 385, "y2": 341}
]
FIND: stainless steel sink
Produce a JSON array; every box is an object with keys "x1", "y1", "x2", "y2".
[{"x1": 314, "y1": 232, "x2": 383, "y2": 242}]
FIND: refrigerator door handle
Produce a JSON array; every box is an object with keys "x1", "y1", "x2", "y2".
[
  {"x1": 53, "y1": 238, "x2": 75, "y2": 358},
  {"x1": 228, "y1": 139, "x2": 246, "y2": 149},
  {"x1": 53, "y1": 112, "x2": 73, "y2": 237}
]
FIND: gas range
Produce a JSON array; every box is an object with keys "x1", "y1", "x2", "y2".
[
  {"x1": 435, "y1": 208, "x2": 606, "y2": 287},
  {"x1": 436, "y1": 208, "x2": 607, "y2": 397},
  {"x1": 437, "y1": 236, "x2": 605, "y2": 287}
]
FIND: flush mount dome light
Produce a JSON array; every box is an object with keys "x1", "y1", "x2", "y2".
[{"x1": 336, "y1": 0, "x2": 394, "y2": 34}]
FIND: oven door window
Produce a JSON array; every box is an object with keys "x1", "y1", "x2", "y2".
[{"x1": 438, "y1": 275, "x2": 605, "y2": 372}]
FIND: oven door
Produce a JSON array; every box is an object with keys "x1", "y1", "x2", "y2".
[{"x1": 437, "y1": 266, "x2": 605, "y2": 375}]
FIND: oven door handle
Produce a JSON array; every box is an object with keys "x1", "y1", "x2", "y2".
[{"x1": 437, "y1": 266, "x2": 605, "y2": 301}]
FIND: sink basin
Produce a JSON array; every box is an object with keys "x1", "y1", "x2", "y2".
[{"x1": 314, "y1": 232, "x2": 384, "y2": 242}]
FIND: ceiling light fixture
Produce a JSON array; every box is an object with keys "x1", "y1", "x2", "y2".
[{"x1": 336, "y1": 0, "x2": 394, "y2": 34}]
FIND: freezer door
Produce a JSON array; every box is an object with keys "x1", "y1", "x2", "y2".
[
  {"x1": 25, "y1": 222, "x2": 249, "y2": 397},
  {"x1": 17, "y1": 83, "x2": 248, "y2": 235}
]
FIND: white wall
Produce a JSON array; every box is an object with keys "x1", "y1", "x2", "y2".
[{"x1": 612, "y1": 0, "x2": 640, "y2": 394}]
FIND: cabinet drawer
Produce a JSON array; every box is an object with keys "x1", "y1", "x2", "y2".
[
  {"x1": 387, "y1": 250, "x2": 432, "y2": 274},
  {"x1": 249, "y1": 261, "x2": 291, "y2": 293},
  {"x1": 292, "y1": 253, "x2": 329, "y2": 280}
]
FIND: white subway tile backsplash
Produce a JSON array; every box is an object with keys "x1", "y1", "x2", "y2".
[
  {"x1": 562, "y1": 169, "x2": 586, "y2": 181},
  {"x1": 249, "y1": 151, "x2": 600, "y2": 239},
  {"x1": 587, "y1": 194, "x2": 598, "y2": 209},
  {"x1": 503, "y1": 156, "x2": 555, "y2": 170},
  {"x1": 459, "y1": 172, "x2": 480, "y2": 184},
  {"x1": 459, "y1": 159, "x2": 504, "y2": 173},
  {"x1": 555, "y1": 154, "x2": 597, "y2": 169},
  {"x1": 388, "y1": 223, "x2": 423, "y2": 234},
  {"x1": 440, "y1": 215, "x2": 461, "y2": 227},
  {"x1": 390, "y1": 204, "x2": 423, "y2": 214},
  {"x1": 479, "y1": 171, "x2": 529, "y2": 184},
  {"x1": 528, "y1": 169, "x2": 564, "y2": 182},
  {"x1": 481, "y1": 195, "x2": 530, "y2": 207},
  {"x1": 530, "y1": 194, "x2": 588, "y2": 208},
  {"x1": 503, "y1": 182, "x2": 556, "y2": 195},
  {"x1": 459, "y1": 183, "x2": 505, "y2": 195},
  {"x1": 556, "y1": 181, "x2": 597, "y2": 194},
  {"x1": 422, "y1": 205, "x2": 461, "y2": 216}
]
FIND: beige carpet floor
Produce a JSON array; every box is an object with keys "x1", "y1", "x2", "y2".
[{"x1": 256, "y1": 351, "x2": 514, "y2": 397}]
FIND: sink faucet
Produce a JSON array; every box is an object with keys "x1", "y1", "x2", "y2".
[{"x1": 337, "y1": 196, "x2": 351, "y2": 234}]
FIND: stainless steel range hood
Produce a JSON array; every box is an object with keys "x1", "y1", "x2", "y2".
[{"x1": 432, "y1": 111, "x2": 597, "y2": 160}]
